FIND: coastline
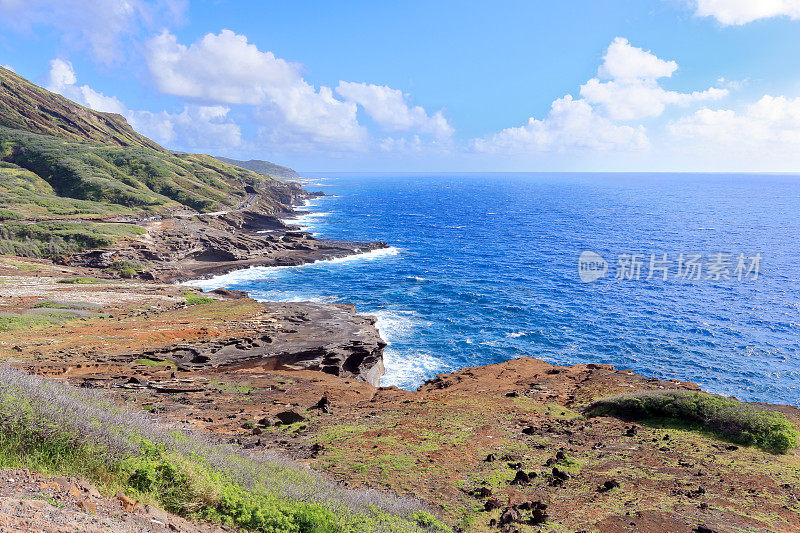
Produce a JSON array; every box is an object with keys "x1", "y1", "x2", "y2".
[
  {"x1": 163, "y1": 238, "x2": 391, "y2": 284},
  {"x1": 1, "y1": 249, "x2": 799, "y2": 531},
  {"x1": 2, "y1": 56, "x2": 798, "y2": 532},
  {"x1": 159, "y1": 189, "x2": 392, "y2": 283},
  {"x1": 59, "y1": 183, "x2": 391, "y2": 286}
]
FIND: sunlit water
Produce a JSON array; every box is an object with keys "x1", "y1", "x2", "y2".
[{"x1": 193, "y1": 173, "x2": 800, "y2": 406}]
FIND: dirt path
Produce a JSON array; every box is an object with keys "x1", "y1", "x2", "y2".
[{"x1": 0, "y1": 469, "x2": 225, "y2": 533}]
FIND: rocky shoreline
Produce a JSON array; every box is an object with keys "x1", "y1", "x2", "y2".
[
  {"x1": 0, "y1": 181, "x2": 797, "y2": 531},
  {"x1": 60, "y1": 186, "x2": 389, "y2": 285},
  {"x1": 1, "y1": 255, "x2": 799, "y2": 531},
  {"x1": 14, "y1": 179, "x2": 390, "y2": 386}
]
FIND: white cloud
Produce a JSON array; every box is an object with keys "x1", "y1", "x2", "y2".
[
  {"x1": 145, "y1": 29, "x2": 366, "y2": 150},
  {"x1": 472, "y1": 95, "x2": 648, "y2": 154},
  {"x1": 0, "y1": 0, "x2": 185, "y2": 63},
  {"x1": 579, "y1": 37, "x2": 727, "y2": 120},
  {"x1": 693, "y1": 0, "x2": 800, "y2": 25},
  {"x1": 581, "y1": 78, "x2": 727, "y2": 120},
  {"x1": 472, "y1": 36, "x2": 727, "y2": 154},
  {"x1": 716, "y1": 77, "x2": 748, "y2": 90},
  {"x1": 46, "y1": 58, "x2": 127, "y2": 114},
  {"x1": 44, "y1": 58, "x2": 240, "y2": 150},
  {"x1": 335, "y1": 81, "x2": 453, "y2": 139},
  {"x1": 129, "y1": 106, "x2": 242, "y2": 150},
  {"x1": 2, "y1": 64, "x2": 14, "y2": 72},
  {"x1": 598, "y1": 37, "x2": 677, "y2": 80},
  {"x1": 145, "y1": 29, "x2": 299, "y2": 106},
  {"x1": 670, "y1": 95, "x2": 800, "y2": 151},
  {"x1": 260, "y1": 84, "x2": 365, "y2": 150}
]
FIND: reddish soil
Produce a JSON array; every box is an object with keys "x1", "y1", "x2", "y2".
[
  {"x1": 0, "y1": 469, "x2": 224, "y2": 532},
  {"x1": 1, "y1": 258, "x2": 799, "y2": 532}
]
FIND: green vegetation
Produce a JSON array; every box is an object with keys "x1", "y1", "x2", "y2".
[
  {"x1": 0, "y1": 127, "x2": 261, "y2": 216},
  {"x1": 103, "y1": 260, "x2": 142, "y2": 279},
  {"x1": 0, "y1": 365, "x2": 443, "y2": 532},
  {"x1": 587, "y1": 391, "x2": 800, "y2": 454},
  {"x1": 209, "y1": 380, "x2": 255, "y2": 394},
  {"x1": 0, "y1": 65, "x2": 163, "y2": 149},
  {"x1": 184, "y1": 291, "x2": 216, "y2": 305},
  {"x1": 0, "y1": 162, "x2": 132, "y2": 219},
  {"x1": 57, "y1": 277, "x2": 105, "y2": 284},
  {"x1": 33, "y1": 300, "x2": 94, "y2": 310},
  {"x1": 0, "y1": 312, "x2": 76, "y2": 331},
  {"x1": 134, "y1": 359, "x2": 176, "y2": 368},
  {"x1": 0, "y1": 219, "x2": 144, "y2": 258},
  {"x1": 0, "y1": 66, "x2": 295, "y2": 262}
]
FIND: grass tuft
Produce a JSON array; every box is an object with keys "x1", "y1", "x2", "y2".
[
  {"x1": 586, "y1": 390, "x2": 799, "y2": 454},
  {"x1": 184, "y1": 290, "x2": 215, "y2": 306},
  {"x1": 57, "y1": 277, "x2": 105, "y2": 284},
  {"x1": 0, "y1": 365, "x2": 444, "y2": 532}
]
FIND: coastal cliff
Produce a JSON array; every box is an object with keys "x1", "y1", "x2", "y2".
[
  {"x1": 0, "y1": 63, "x2": 389, "y2": 385},
  {"x1": 2, "y1": 255, "x2": 798, "y2": 531},
  {"x1": 1, "y1": 64, "x2": 799, "y2": 533}
]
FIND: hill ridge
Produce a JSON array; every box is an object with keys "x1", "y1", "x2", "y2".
[
  {"x1": 0, "y1": 66, "x2": 164, "y2": 151},
  {"x1": 216, "y1": 156, "x2": 300, "y2": 180}
]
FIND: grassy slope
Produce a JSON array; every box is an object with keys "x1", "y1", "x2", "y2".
[
  {"x1": 0, "y1": 161, "x2": 133, "y2": 219},
  {"x1": 587, "y1": 390, "x2": 800, "y2": 454},
  {"x1": 0, "y1": 65, "x2": 162, "y2": 150},
  {"x1": 0, "y1": 65, "x2": 291, "y2": 258},
  {"x1": 0, "y1": 365, "x2": 445, "y2": 533},
  {"x1": 0, "y1": 127, "x2": 262, "y2": 215},
  {"x1": 0, "y1": 65, "x2": 276, "y2": 218},
  {"x1": 216, "y1": 156, "x2": 300, "y2": 180}
]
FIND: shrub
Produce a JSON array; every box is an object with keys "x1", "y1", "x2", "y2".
[
  {"x1": 57, "y1": 277, "x2": 104, "y2": 284},
  {"x1": 184, "y1": 291, "x2": 215, "y2": 305},
  {"x1": 586, "y1": 390, "x2": 800, "y2": 454},
  {"x1": 104, "y1": 261, "x2": 140, "y2": 279},
  {"x1": 0, "y1": 365, "x2": 443, "y2": 532}
]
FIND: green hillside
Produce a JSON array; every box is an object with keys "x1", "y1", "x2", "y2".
[
  {"x1": 0, "y1": 65, "x2": 275, "y2": 218},
  {"x1": 0, "y1": 127, "x2": 259, "y2": 215},
  {"x1": 0, "y1": 65, "x2": 291, "y2": 258},
  {"x1": 0, "y1": 66, "x2": 162, "y2": 150},
  {"x1": 216, "y1": 156, "x2": 300, "y2": 180}
]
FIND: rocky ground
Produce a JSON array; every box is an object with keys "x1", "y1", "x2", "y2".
[
  {"x1": 0, "y1": 469, "x2": 226, "y2": 532},
  {"x1": 62, "y1": 200, "x2": 388, "y2": 283},
  {"x1": 1, "y1": 257, "x2": 799, "y2": 532},
  {"x1": 0, "y1": 259, "x2": 385, "y2": 385}
]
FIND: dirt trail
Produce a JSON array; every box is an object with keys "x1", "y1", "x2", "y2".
[{"x1": 0, "y1": 469, "x2": 224, "y2": 533}]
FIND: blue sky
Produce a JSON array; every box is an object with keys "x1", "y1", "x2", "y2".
[{"x1": 2, "y1": 0, "x2": 800, "y2": 172}]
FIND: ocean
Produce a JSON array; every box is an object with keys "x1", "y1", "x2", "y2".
[{"x1": 193, "y1": 173, "x2": 800, "y2": 406}]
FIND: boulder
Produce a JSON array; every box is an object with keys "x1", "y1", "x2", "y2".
[
  {"x1": 484, "y1": 498, "x2": 501, "y2": 511},
  {"x1": 275, "y1": 410, "x2": 306, "y2": 425},
  {"x1": 499, "y1": 507, "x2": 520, "y2": 525},
  {"x1": 511, "y1": 470, "x2": 530, "y2": 485}
]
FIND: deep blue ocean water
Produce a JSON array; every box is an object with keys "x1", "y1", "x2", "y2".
[{"x1": 194, "y1": 173, "x2": 800, "y2": 406}]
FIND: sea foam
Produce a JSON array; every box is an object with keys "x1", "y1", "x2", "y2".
[
  {"x1": 367, "y1": 309, "x2": 448, "y2": 388},
  {"x1": 187, "y1": 246, "x2": 400, "y2": 291}
]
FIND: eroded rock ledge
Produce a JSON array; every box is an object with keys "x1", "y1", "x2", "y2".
[
  {"x1": 130, "y1": 301, "x2": 386, "y2": 386},
  {"x1": 0, "y1": 268, "x2": 386, "y2": 386},
  {"x1": 62, "y1": 209, "x2": 388, "y2": 284}
]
